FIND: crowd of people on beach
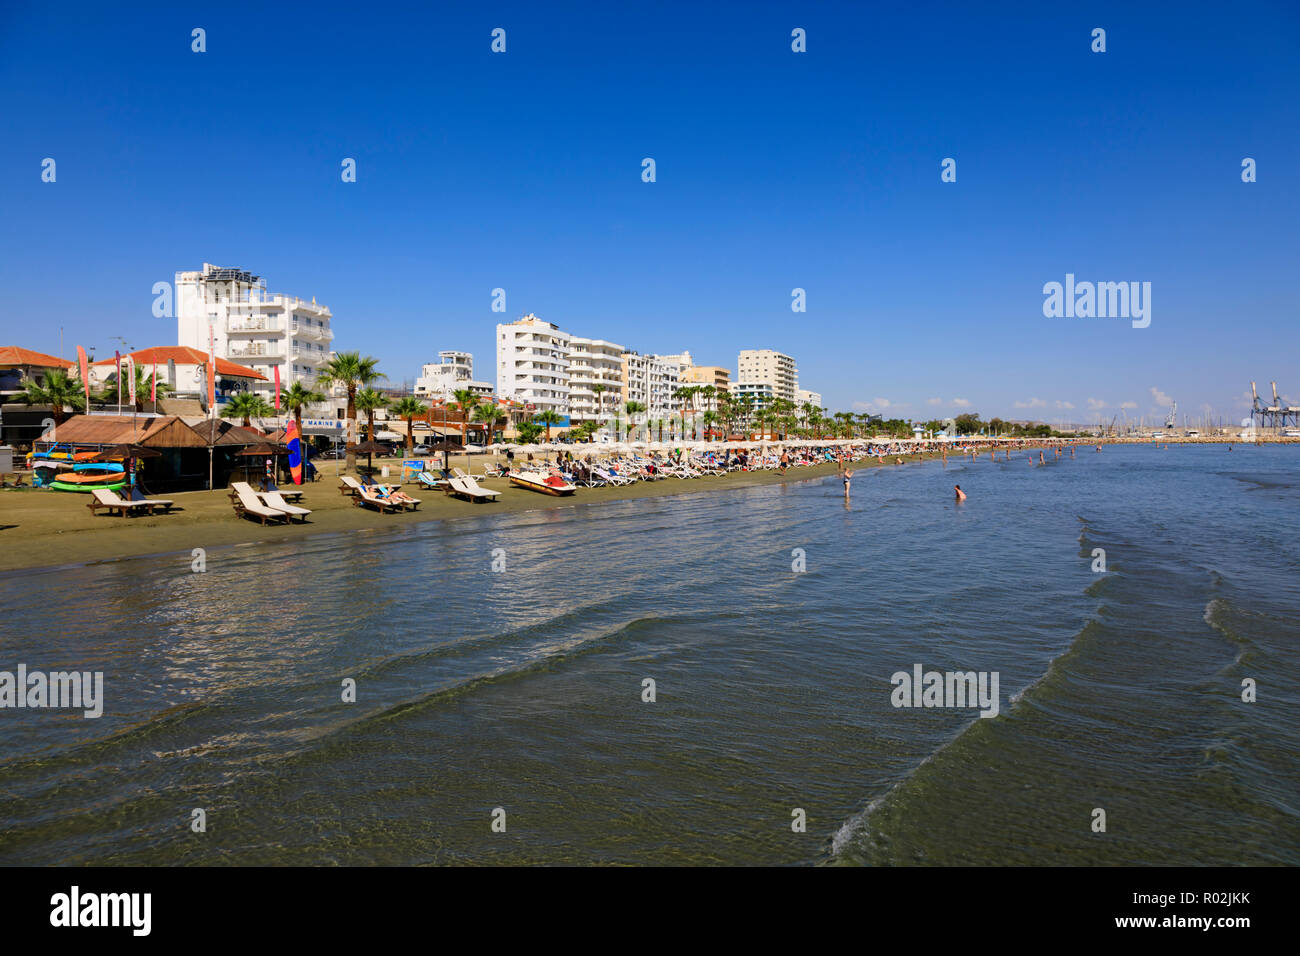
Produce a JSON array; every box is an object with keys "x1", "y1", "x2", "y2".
[{"x1": 482, "y1": 437, "x2": 1093, "y2": 502}]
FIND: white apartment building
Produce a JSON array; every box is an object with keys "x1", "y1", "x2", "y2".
[
  {"x1": 621, "y1": 352, "x2": 681, "y2": 421},
  {"x1": 732, "y1": 381, "x2": 777, "y2": 409},
  {"x1": 736, "y1": 349, "x2": 797, "y2": 402},
  {"x1": 176, "y1": 263, "x2": 335, "y2": 404},
  {"x1": 496, "y1": 314, "x2": 571, "y2": 415},
  {"x1": 415, "y1": 350, "x2": 493, "y2": 400},
  {"x1": 796, "y1": 388, "x2": 822, "y2": 408},
  {"x1": 568, "y1": 336, "x2": 626, "y2": 423}
]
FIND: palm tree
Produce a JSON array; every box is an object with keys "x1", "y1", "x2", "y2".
[
  {"x1": 450, "y1": 388, "x2": 481, "y2": 448},
  {"x1": 570, "y1": 419, "x2": 599, "y2": 442},
  {"x1": 19, "y1": 368, "x2": 85, "y2": 426},
  {"x1": 283, "y1": 381, "x2": 326, "y2": 434},
  {"x1": 700, "y1": 384, "x2": 717, "y2": 412},
  {"x1": 98, "y1": 364, "x2": 174, "y2": 412},
  {"x1": 591, "y1": 383, "x2": 608, "y2": 431},
  {"x1": 623, "y1": 400, "x2": 646, "y2": 441},
  {"x1": 735, "y1": 395, "x2": 756, "y2": 436},
  {"x1": 471, "y1": 403, "x2": 504, "y2": 447},
  {"x1": 672, "y1": 385, "x2": 698, "y2": 438},
  {"x1": 715, "y1": 390, "x2": 735, "y2": 438},
  {"x1": 317, "y1": 352, "x2": 382, "y2": 470},
  {"x1": 515, "y1": 419, "x2": 544, "y2": 444},
  {"x1": 535, "y1": 409, "x2": 563, "y2": 441},
  {"x1": 701, "y1": 409, "x2": 718, "y2": 439},
  {"x1": 800, "y1": 402, "x2": 816, "y2": 433},
  {"x1": 226, "y1": 391, "x2": 273, "y2": 428},
  {"x1": 354, "y1": 388, "x2": 390, "y2": 442},
  {"x1": 391, "y1": 396, "x2": 429, "y2": 455}
]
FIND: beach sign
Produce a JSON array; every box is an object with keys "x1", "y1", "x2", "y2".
[{"x1": 286, "y1": 418, "x2": 303, "y2": 485}]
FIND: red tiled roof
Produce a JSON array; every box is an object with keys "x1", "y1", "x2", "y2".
[
  {"x1": 85, "y1": 346, "x2": 267, "y2": 381},
  {"x1": 0, "y1": 346, "x2": 68, "y2": 368}
]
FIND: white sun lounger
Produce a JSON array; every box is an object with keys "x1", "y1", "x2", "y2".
[
  {"x1": 87, "y1": 487, "x2": 154, "y2": 517},
  {"x1": 127, "y1": 485, "x2": 175, "y2": 510},
  {"x1": 355, "y1": 485, "x2": 404, "y2": 514},
  {"x1": 447, "y1": 475, "x2": 501, "y2": 502},
  {"x1": 261, "y1": 490, "x2": 312, "y2": 522},
  {"x1": 232, "y1": 481, "x2": 312, "y2": 523},
  {"x1": 232, "y1": 485, "x2": 289, "y2": 525}
]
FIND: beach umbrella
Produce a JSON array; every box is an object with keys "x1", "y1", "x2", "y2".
[{"x1": 352, "y1": 439, "x2": 387, "y2": 475}]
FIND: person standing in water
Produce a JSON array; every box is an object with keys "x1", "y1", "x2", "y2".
[
  {"x1": 954, "y1": 484, "x2": 967, "y2": 501},
  {"x1": 841, "y1": 466, "x2": 854, "y2": 498}
]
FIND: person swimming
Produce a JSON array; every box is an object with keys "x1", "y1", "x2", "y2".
[{"x1": 954, "y1": 484, "x2": 967, "y2": 501}]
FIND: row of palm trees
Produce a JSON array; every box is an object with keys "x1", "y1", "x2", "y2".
[
  {"x1": 17, "y1": 364, "x2": 178, "y2": 425},
  {"x1": 20, "y1": 353, "x2": 904, "y2": 462},
  {"x1": 313, "y1": 355, "x2": 508, "y2": 469},
  {"x1": 516, "y1": 387, "x2": 889, "y2": 443}
]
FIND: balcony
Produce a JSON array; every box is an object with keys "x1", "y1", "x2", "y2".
[
  {"x1": 228, "y1": 317, "x2": 280, "y2": 333},
  {"x1": 290, "y1": 320, "x2": 335, "y2": 342},
  {"x1": 221, "y1": 292, "x2": 331, "y2": 317},
  {"x1": 228, "y1": 343, "x2": 281, "y2": 359}
]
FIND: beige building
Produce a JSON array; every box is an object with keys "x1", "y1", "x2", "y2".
[
  {"x1": 683, "y1": 365, "x2": 730, "y2": 390},
  {"x1": 796, "y1": 388, "x2": 822, "y2": 408},
  {"x1": 737, "y1": 349, "x2": 797, "y2": 402}
]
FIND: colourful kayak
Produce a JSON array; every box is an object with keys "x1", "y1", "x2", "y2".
[{"x1": 50, "y1": 463, "x2": 125, "y2": 492}]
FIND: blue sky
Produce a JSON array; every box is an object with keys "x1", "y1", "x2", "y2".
[{"x1": 1, "y1": 1, "x2": 1297, "y2": 423}]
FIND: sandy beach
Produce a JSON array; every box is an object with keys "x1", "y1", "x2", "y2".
[{"x1": 0, "y1": 453, "x2": 909, "y2": 574}]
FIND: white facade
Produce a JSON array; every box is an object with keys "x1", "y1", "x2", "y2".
[
  {"x1": 737, "y1": 349, "x2": 798, "y2": 402},
  {"x1": 176, "y1": 263, "x2": 334, "y2": 404},
  {"x1": 415, "y1": 350, "x2": 493, "y2": 400},
  {"x1": 796, "y1": 388, "x2": 822, "y2": 408},
  {"x1": 495, "y1": 314, "x2": 571, "y2": 415},
  {"x1": 568, "y1": 336, "x2": 626, "y2": 423},
  {"x1": 732, "y1": 381, "x2": 776, "y2": 408},
  {"x1": 621, "y1": 352, "x2": 681, "y2": 422}
]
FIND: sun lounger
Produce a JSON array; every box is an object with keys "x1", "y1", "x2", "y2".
[
  {"x1": 260, "y1": 480, "x2": 303, "y2": 502},
  {"x1": 339, "y1": 475, "x2": 364, "y2": 496},
  {"x1": 447, "y1": 475, "x2": 500, "y2": 503},
  {"x1": 594, "y1": 467, "x2": 635, "y2": 486},
  {"x1": 231, "y1": 481, "x2": 311, "y2": 522},
  {"x1": 355, "y1": 485, "x2": 404, "y2": 514},
  {"x1": 261, "y1": 490, "x2": 312, "y2": 523},
  {"x1": 232, "y1": 485, "x2": 289, "y2": 525},
  {"x1": 417, "y1": 470, "x2": 450, "y2": 489},
  {"x1": 128, "y1": 485, "x2": 174, "y2": 511},
  {"x1": 87, "y1": 487, "x2": 155, "y2": 517}
]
